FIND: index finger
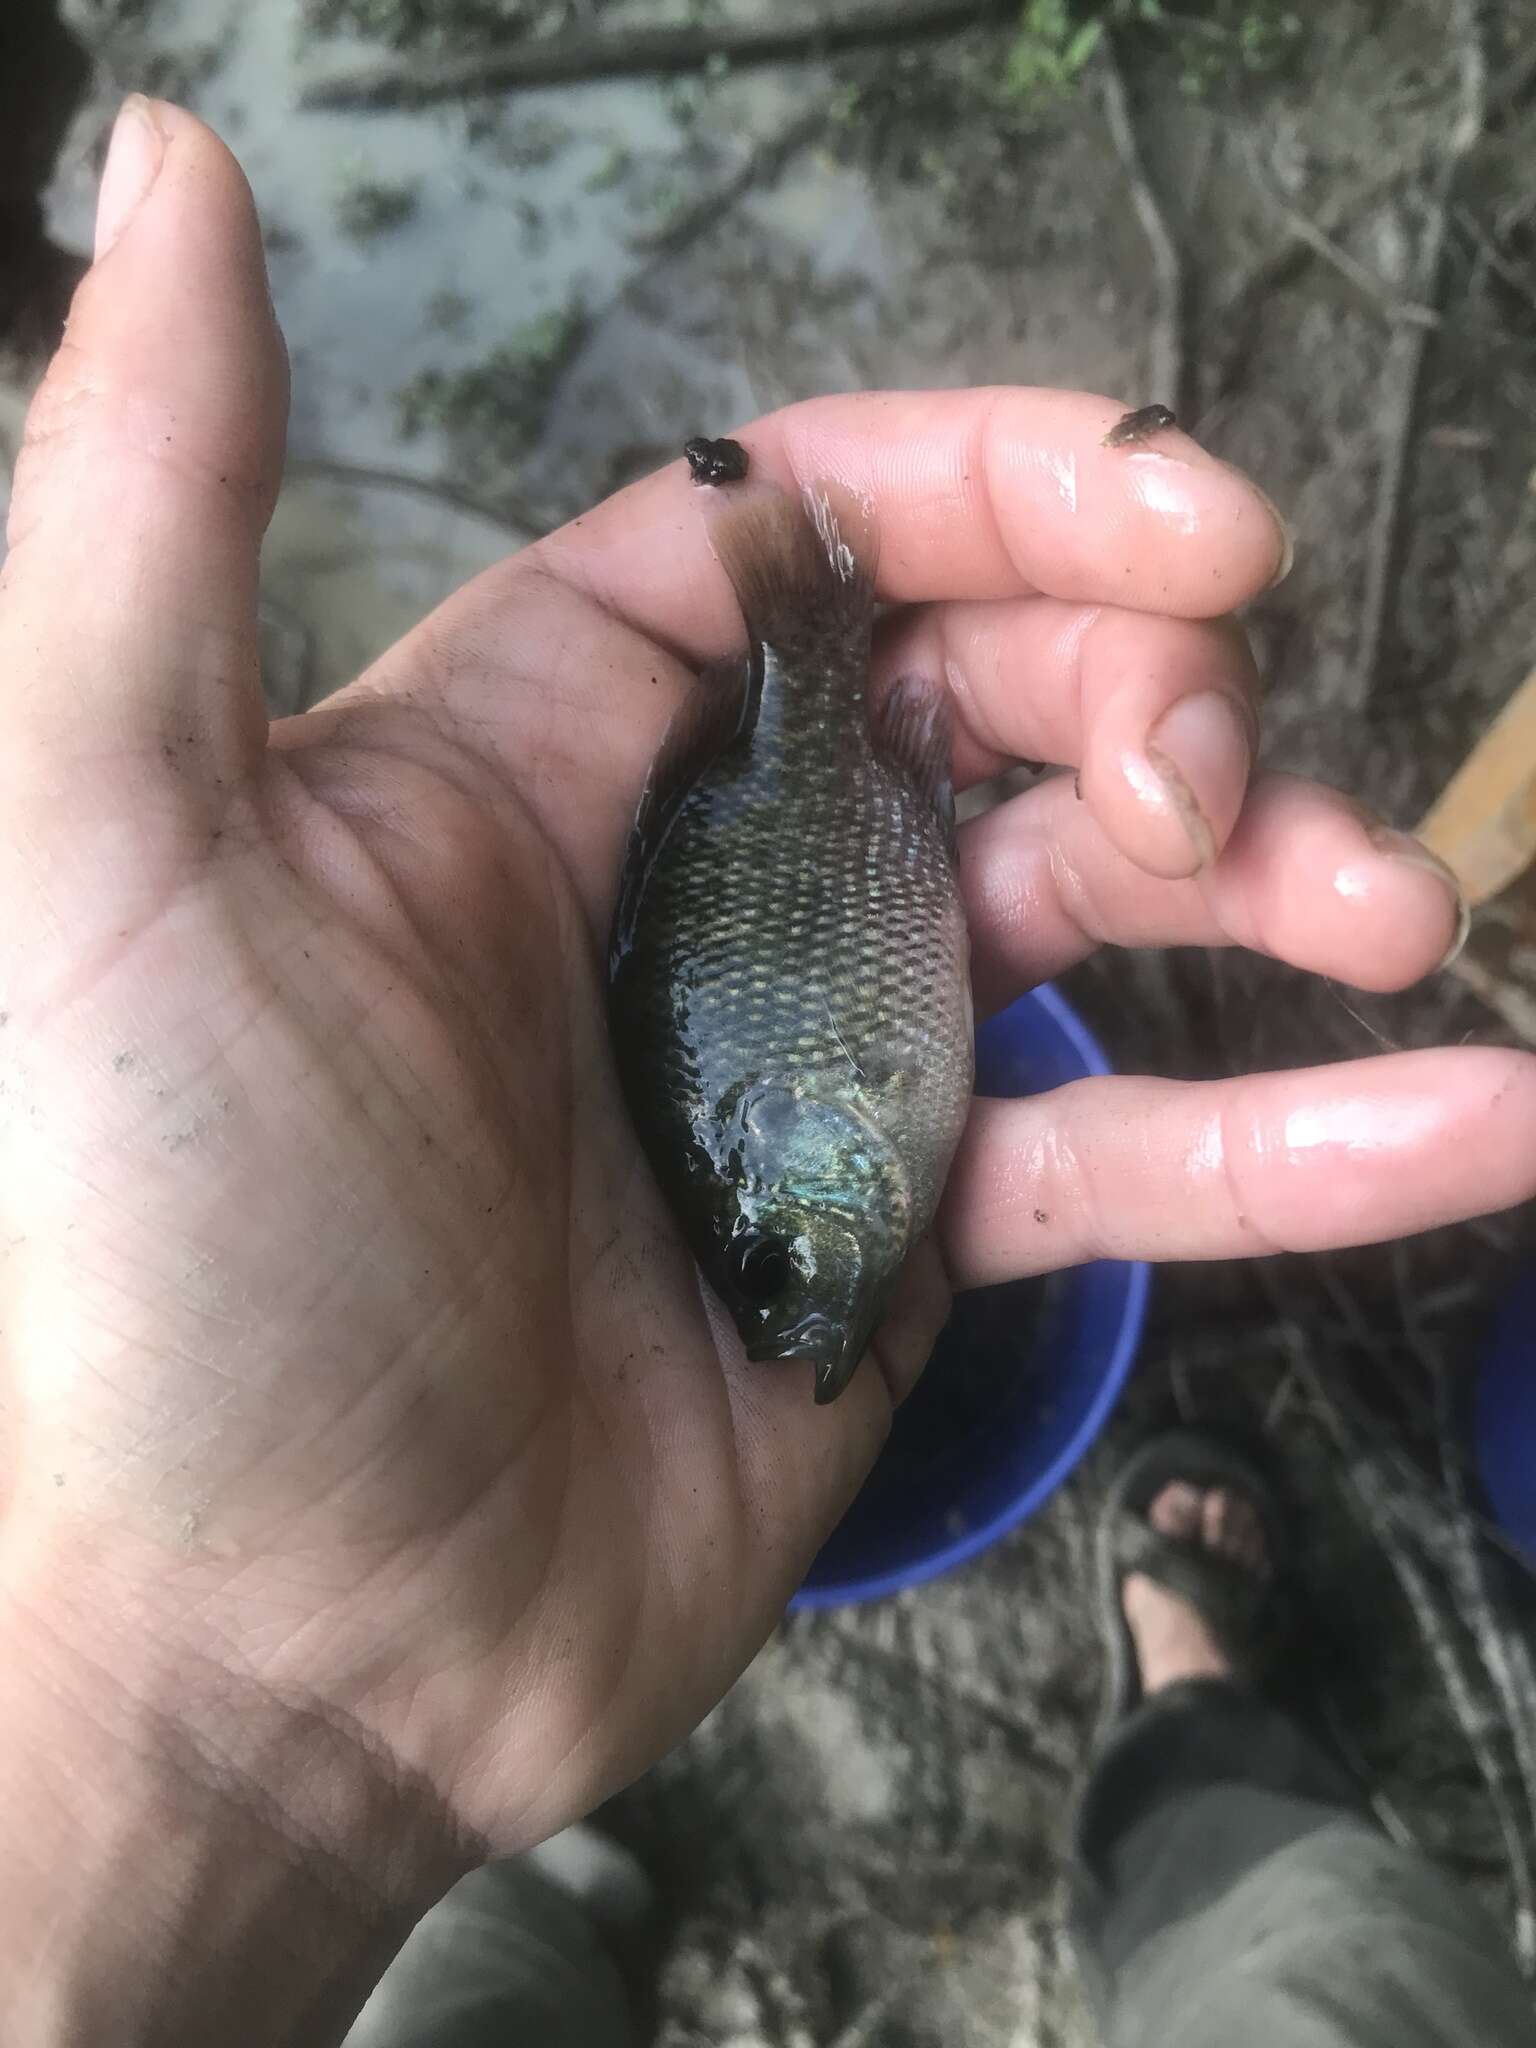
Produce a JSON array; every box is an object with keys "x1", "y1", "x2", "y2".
[{"x1": 533, "y1": 388, "x2": 1291, "y2": 660}]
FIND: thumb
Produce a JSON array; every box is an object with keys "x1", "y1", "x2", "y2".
[{"x1": 0, "y1": 98, "x2": 288, "y2": 793}]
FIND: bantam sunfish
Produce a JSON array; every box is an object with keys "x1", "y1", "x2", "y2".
[{"x1": 608, "y1": 442, "x2": 974, "y2": 1404}]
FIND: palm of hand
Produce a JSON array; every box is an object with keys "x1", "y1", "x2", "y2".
[
  {"x1": 11, "y1": 654, "x2": 880, "y2": 1840},
  {"x1": 4, "y1": 105, "x2": 1532, "y2": 1859}
]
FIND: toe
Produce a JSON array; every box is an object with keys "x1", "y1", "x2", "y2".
[
  {"x1": 1119, "y1": 1461, "x2": 1274, "y2": 1701},
  {"x1": 1149, "y1": 1479, "x2": 1203, "y2": 1540},
  {"x1": 1218, "y1": 1493, "x2": 1263, "y2": 1572}
]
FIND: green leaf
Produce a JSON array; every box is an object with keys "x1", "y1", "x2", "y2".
[{"x1": 1063, "y1": 18, "x2": 1104, "y2": 71}]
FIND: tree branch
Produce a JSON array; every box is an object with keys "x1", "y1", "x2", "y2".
[{"x1": 302, "y1": 0, "x2": 1002, "y2": 111}]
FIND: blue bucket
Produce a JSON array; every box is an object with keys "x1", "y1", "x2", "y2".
[
  {"x1": 1474, "y1": 1264, "x2": 1536, "y2": 1564},
  {"x1": 793, "y1": 983, "x2": 1150, "y2": 1609}
]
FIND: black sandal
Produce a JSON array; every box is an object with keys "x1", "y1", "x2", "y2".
[{"x1": 1095, "y1": 1428, "x2": 1293, "y2": 1741}]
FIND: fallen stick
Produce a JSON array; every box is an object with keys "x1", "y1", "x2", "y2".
[
  {"x1": 1236, "y1": 135, "x2": 1439, "y2": 330},
  {"x1": 1417, "y1": 660, "x2": 1536, "y2": 905},
  {"x1": 302, "y1": 0, "x2": 1001, "y2": 111},
  {"x1": 1270, "y1": 1311, "x2": 1536, "y2": 1968},
  {"x1": 1394, "y1": 1244, "x2": 1536, "y2": 1860},
  {"x1": 1098, "y1": 35, "x2": 1189, "y2": 421},
  {"x1": 627, "y1": 103, "x2": 831, "y2": 260},
  {"x1": 1351, "y1": 0, "x2": 1487, "y2": 706},
  {"x1": 283, "y1": 453, "x2": 546, "y2": 543}
]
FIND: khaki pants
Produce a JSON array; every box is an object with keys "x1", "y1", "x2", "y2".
[
  {"x1": 348, "y1": 1681, "x2": 1532, "y2": 2046},
  {"x1": 1074, "y1": 1678, "x2": 1532, "y2": 2046},
  {"x1": 344, "y1": 1853, "x2": 638, "y2": 2048}
]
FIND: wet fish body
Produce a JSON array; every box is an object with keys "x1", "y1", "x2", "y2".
[{"x1": 608, "y1": 468, "x2": 974, "y2": 1403}]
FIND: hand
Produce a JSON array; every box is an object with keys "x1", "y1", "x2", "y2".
[{"x1": 2, "y1": 99, "x2": 1532, "y2": 2040}]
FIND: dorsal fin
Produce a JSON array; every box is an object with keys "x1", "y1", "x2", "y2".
[
  {"x1": 699, "y1": 478, "x2": 877, "y2": 655},
  {"x1": 867, "y1": 671, "x2": 957, "y2": 854},
  {"x1": 609, "y1": 655, "x2": 755, "y2": 975}
]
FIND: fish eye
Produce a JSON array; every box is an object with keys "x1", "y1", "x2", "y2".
[{"x1": 732, "y1": 1230, "x2": 792, "y2": 1305}]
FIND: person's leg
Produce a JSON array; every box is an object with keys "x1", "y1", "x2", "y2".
[
  {"x1": 343, "y1": 1826, "x2": 651, "y2": 2048},
  {"x1": 1105, "y1": 1802, "x2": 1535, "y2": 2048},
  {"x1": 1075, "y1": 1675, "x2": 1364, "y2": 1983},
  {"x1": 1073, "y1": 1452, "x2": 1533, "y2": 2047}
]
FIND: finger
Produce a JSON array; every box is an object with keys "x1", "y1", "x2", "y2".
[
  {"x1": 943, "y1": 1048, "x2": 1536, "y2": 1288},
  {"x1": 961, "y1": 773, "x2": 1467, "y2": 1014},
  {"x1": 387, "y1": 396, "x2": 1280, "y2": 915},
  {"x1": 870, "y1": 1234, "x2": 954, "y2": 1407},
  {"x1": 707, "y1": 1281, "x2": 894, "y2": 1601},
  {"x1": 532, "y1": 388, "x2": 1290, "y2": 660},
  {"x1": 885, "y1": 601, "x2": 1261, "y2": 879},
  {"x1": 0, "y1": 98, "x2": 287, "y2": 788},
  {"x1": 702, "y1": 1239, "x2": 950, "y2": 1587}
]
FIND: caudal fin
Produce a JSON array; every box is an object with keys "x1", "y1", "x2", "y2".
[{"x1": 698, "y1": 476, "x2": 877, "y2": 656}]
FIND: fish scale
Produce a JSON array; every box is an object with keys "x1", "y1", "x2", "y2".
[{"x1": 609, "y1": 470, "x2": 974, "y2": 1404}]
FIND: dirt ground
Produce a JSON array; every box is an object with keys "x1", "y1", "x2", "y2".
[{"x1": 4, "y1": 3, "x2": 1536, "y2": 2042}]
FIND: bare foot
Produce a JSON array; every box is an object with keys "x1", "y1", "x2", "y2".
[{"x1": 1122, "y1": 1480, "x2": 1269, "y2": 1694}]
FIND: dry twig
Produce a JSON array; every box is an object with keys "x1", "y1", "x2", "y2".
[
  {"x1": 1320, "y1": 1693, "x2": 1423, "y2": 1850},
  {"x1": 1098, "y1": 35, "x2": 1189, "y2": 421},
  {"x1": 1352, "y1": 0, "x2": 1488, "y2": 706},
  {"x1": 1211, "y1": 156, "x2": 1425, "y2": 409},
  {"x1": 302, "y1": 0, "x2": 1001, "y2": 110},
  {"x1": 1456, "y1": 202, "x2": 1536, "y2": 319},
  {"x1": 1393, "y1": 1245, "x2": 1536, "y2": 1898},
  {"x1": 1218, "y1": 0, "x2": 1533, "y2": 395},
  {"x1": 1235, "y1": 135, "x2": 1440, "y2": 331},
  {"x1": 824, "y1": 1619, "x2": 1077, "y2": 1783},
  {"x1": 1266, "y1": 1294, "x2": 1536, "y2": 1969},
  {"x1": 627, "y1": 103, "x2": 832, "y2": 261},
  {"x1": 1369, "y1": 1526, "x2": 1536, "y2": 1969},
  {"x1": 283, "y1": 453, "x2": 547, "y2": 540}
]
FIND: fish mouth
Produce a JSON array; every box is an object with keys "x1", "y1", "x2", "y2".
[
  {"x1": 744, "y1": 1310, "x2": 841, "y2": 1368},
  {"x1": 745, "y1": 1307, "x2": 878, "y2": 1406}
]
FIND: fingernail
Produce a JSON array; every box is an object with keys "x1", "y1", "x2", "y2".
[
  {"x1": 1143, "y1": 690, "x2": 1253, "y2": 872},
  {"x1": 1365, "y1": 823, "x2": 1471, "y2": 969},
  {"x1": 95, "y1": 96, "x2": 165, "y2": 261},
  {"x1": 1263, "y1": 497, "x2": 1296, "y2": 589},
  {"x1": 1217, "y1": 462, "x2": 1295, "y2": 589}
]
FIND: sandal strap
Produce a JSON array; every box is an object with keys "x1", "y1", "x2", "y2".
[{"x1": 1115, "y1": 1517, "x2": 1272, "y2": 1672}]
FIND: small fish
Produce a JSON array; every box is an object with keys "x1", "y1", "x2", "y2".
[
  {"x1": 1102, "y1": 403, "x2": 1176, "y2": 448},
  {"x1": 608, "y1": 464, "x2": 974, "y2": 1404}
]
